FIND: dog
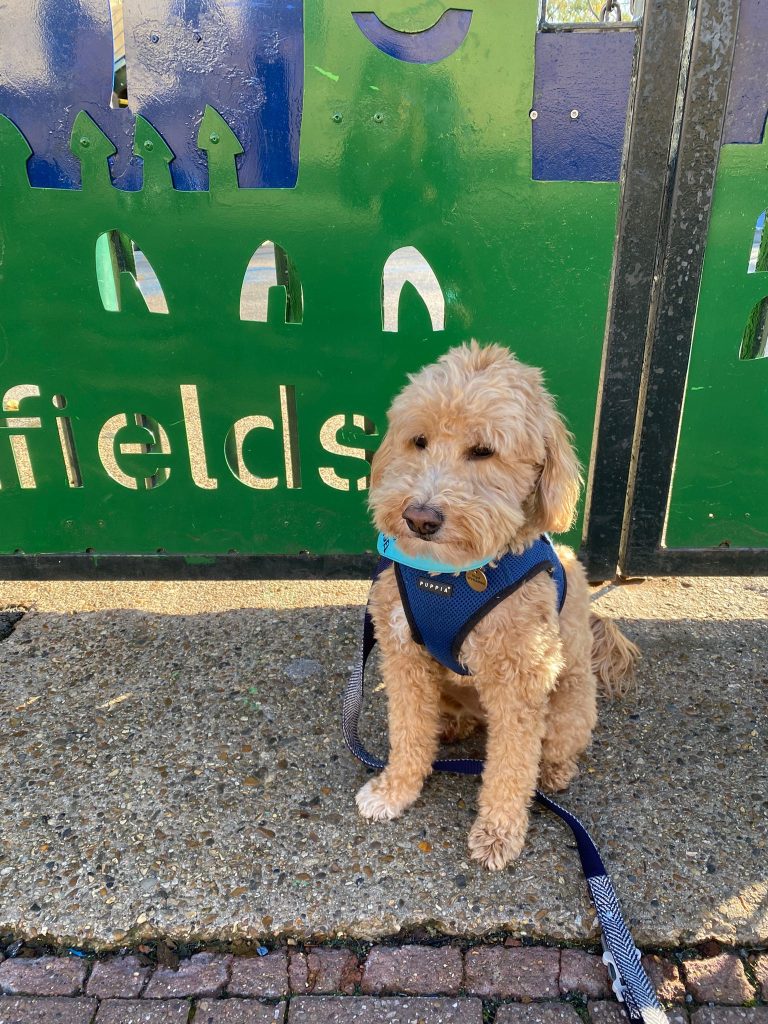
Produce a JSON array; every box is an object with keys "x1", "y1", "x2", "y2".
[{"x1": 356, "y1": 341, "x2": 639, "y2": 870}]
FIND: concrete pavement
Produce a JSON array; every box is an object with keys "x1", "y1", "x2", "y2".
[{"x1": 0, "y1": 575, "x2": 766, "y2": 950}]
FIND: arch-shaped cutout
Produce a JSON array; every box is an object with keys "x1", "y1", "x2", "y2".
[
  {"x1": 748, "y1": 210, "x2": 766, "y2": 274},
  {"x1": 240, "y1": 241, "x2": 303, "y2": 323},
  {"x1": 352, "y1": 10, "x2": 472, "y2": 64},
  {"x1": 740, "y1": 296, "x2": 768, "y2": 360},
  {"x1": 95, "y1": 231, "x2": 169, "y2": 314},
  {"x1": 382, "y1": 246, "x2": 445, "y2": 332},
  {"x1": 741, "y1": 211, "x2": 768, "y2": 358}
]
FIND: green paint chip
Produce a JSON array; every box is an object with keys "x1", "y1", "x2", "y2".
[{"x1": 314, "y1": 66, "x2": 340, "y2": 82}]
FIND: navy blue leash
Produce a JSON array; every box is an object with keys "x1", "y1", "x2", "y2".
[{"x1": 343, "y1": 560, "x2": 668, "y2": 1024}]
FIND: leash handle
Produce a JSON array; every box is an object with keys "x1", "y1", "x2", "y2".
[{"x1": 343, "y1": 567, "x2": 669, "y2": 1024}]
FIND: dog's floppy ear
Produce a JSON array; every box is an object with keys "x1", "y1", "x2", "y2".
[{"x1": 533, "y1": 405, "x2": 582, "y2": 535}]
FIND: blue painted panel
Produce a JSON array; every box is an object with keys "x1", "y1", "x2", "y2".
[
  {"x1": 0, "y1": 0, "x2": 303, "y2": 191},
  {"x1": 120, "y1": 0, "x2": 303, "y2": 190},
  {"x1": 351, "y1": 9, "x2": 472, "y2": 64},
  {"x1": 0, "y1": 0, "x2": 134, "y2": 189},
  {"x1": 723, "y1": 0, "x2": 768, "y2": 145},
  {"x1": 532, "y1": 30, "x2": 636, "y2": 182}
]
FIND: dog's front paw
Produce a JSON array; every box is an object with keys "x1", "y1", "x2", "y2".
[
  {"x1": 356, "y1": 777, "x2": 417, "y2": 822},
  {"x1": 468, "y1": 814, "x2": 527, "y2": 871}
]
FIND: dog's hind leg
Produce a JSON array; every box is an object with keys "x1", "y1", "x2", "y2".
[
  {"x1": 539, "y1": 552, "x2": 600, "y2": 792},
  {"x1": 439, "y1": 681, "x2": 484, "y2": 744},
  {"x1": 356, "y1": 644, "x2": 444, "y2": 822},
  {"x1": 539, "y1": 666, "x2": 598, "y2": 792}
]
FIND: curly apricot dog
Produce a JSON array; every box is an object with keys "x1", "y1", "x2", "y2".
[{"x1": 356, "y1": 342, "x2": 638, "y2": 870}]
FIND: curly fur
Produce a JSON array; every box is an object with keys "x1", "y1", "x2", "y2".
[{"x1": 356, "y1": 342, "x2": 639, "y2": 870}]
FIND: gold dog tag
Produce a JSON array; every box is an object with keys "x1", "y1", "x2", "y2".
[{"x1": 465, "y1": 568, "x2": 488, "y2": 592}]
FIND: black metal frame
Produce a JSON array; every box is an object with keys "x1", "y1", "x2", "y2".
[
  {"x1": 581, "y1": 0, "x2": 693, "y2": 580},
  {"x1": 618, "y1": 0, "x2": 768, "y2": 576}
]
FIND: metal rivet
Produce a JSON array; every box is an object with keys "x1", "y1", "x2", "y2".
[
  {"x1": 143, "y1": 140, "x2": 154, "y2": 151},
  {"x1": 570, "y1": 109, "x2": 580, "y2": 120},
  {"x1": 150, "y1": 32, "x2": 159, "y2": 43},
  {"x1": 373, "y1": 112, "x2": 384, "y2": 123},
  {"x1": 529, "y1": 109, "x2": 538, "y2": 120},
  {"x1": 332, "y1": 112, "x2": 343, "y2": 123},
  {"x1": 209, "y1": 132, "x2": 220, "y2": 144},
  {"x1": 79, "y1": 137, "x2": 90, "y2": 147}
]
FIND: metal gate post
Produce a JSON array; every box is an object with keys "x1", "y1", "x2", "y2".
[
  {"x1": 620, "y1": 0, "x2": 743, "y2": 576},
  {"x1": 582, "y1": 0, "x2": 693, "y2": 580}
]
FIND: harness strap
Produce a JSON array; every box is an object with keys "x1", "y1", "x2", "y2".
[{"x1": 342, "y1": 560, "x2": 668, "y2": 1024}]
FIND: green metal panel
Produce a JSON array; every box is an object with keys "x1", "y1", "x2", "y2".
[
  {"x1": 0, "y1": 2, "x2": 621, "y2": 558},
  {"x1": 666, "y1": 133, "x2": 768, "y2": 550}
]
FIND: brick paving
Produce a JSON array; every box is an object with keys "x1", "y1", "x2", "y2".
[
  {"x1": 228, "y1": 954, "x2": 288, "y2": 1000},
  {"x1": 95, "y1": 1000, "x2": 190, "y2": 1024},
  {"x1": 752, "y1": 956, "x2": 768, "y2": 999},
  {"x1": 682, "y1": 956, "x2": 754, "y2": 1005},
  {"x1": 0, "y1": 943, "x2": 763, "y2": 1024},
  {"x1": 0, "y1": 959, "x2": 88, "y2": 997},
  {"x1": 196, "y1": 1000, "x2": 285, "y2": 1023},
  {"x1": 464, "y1": 946, "x2": 560, "y2": 999},
  {"x1": 558, "y1": 950, "x2": 611, "y2": 999},
  {"x1": 360, "y1": 945, "x2": 463, "y2": 995},
  {"x1": 143, "y1": 955, "x2": 231, "y2": 1000},
  {"x1": 288, "y1": 950, "x2": 360, "y2": 996},
  {"x1": 0, "y1": 997, "x2": 98, "y2": 1024},
  {"x1": 288, "y1": 996, "x2": 482, "y2": 1022},
  {"x1": 641, "y1": 956, "x2": 687, "y2": 1004},
  {"x1": 497, "y1": 1005, "x2": 583, "y2": 1024},
  {"x1": 587, "y1": 1000, "x2": 633, "y2": 1024},
  {"x1": 691, "y1": 1011, "x2": 768, "y2": 1024},
  {"x1": 86, "y1": 961, "x2": 150, "y2": 1001},
  {"x1": 588, "y1": 1004, "x2": 689, "y2": 1024}
]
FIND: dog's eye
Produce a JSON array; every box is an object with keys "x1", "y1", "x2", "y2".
[
  {"x1": 413, "y1": 435, "x2": 428, "y2": 450},
  {"x1": 468, "y1": 445, "x2": 494, "y2": 460}
]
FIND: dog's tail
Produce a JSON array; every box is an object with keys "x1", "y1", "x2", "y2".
[{"x1": 589, "y1": 612, "x2": 640, "y2": 697}]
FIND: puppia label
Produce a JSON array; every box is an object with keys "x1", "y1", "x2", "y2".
[{"x1": 417, "y1": 577, "x2": 453, "y2": 598}]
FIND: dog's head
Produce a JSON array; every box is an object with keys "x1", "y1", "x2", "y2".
[{"x1": 369, "y1": 342, "x2": 581, "y2": 565}]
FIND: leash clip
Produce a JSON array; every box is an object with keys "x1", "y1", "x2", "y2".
[
  {"x1": 602, "y1": 939, "x2": 643, "y2": 1006},
  {"x1": 602, "y1": 948, "x2": 628, "y2": 1003}
]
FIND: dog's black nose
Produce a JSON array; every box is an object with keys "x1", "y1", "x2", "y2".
[{"x1": 403, "y1": 503, "x2": 444, "y2": 537}]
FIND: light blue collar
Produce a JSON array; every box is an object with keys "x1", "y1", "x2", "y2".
[{"x1": 377, "y1": 532, "x2": 491, "y2": 574}]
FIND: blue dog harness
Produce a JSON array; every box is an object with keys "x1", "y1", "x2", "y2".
[{"x1": 392, "y1": 535, "x2": 567, "y2": 675}]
